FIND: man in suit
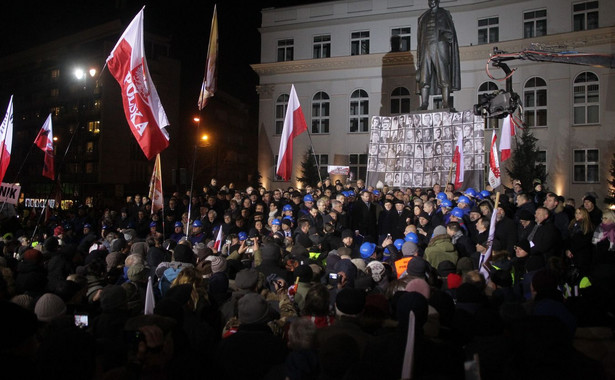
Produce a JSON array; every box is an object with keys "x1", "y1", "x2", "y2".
[
  {"x1": 529, "y1": 207, "x2": 560, "y2": 260},
  {"x1": 351, "y1": 190, "x2": 378, "y2": 243}
]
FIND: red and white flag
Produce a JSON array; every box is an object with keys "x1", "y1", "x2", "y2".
[
  {"x1": 34, "y1": 114, "x2": 55, "y2": 180},
  {"x1": 479, "y1": 197, "x2": 500, "y2": 281},
  {"x1": 213, "y1": 225, "x2": 224, "y2": 251},
  {"x1": 276, "y1": 84, "x2": 307, "y2": 181},
  {"x1": 106, "y1": 7, "x2": 170, "y2": 160},
  {"x1": 148, "y1": 153, "x2": 163, "y2": 215},
  {"x1": 488, "y1": 130, "x2": 501, "y2": 189},
  {"x1": 499, "y1": 115, "x2": 515, "y2": 161},
  {"x1": 452, "y1": 131, "x2": 464, "y2": 189},
  {"x1": 0, "y1": 95, "x2": 13, "y2": 184},
  {"x1": 197, "y1": 5, "x2": 218, "y2": 110}
]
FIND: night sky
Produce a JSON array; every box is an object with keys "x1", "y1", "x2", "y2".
[{"x1": 1, "y1": 0, "x2": 328, "y2": 120}]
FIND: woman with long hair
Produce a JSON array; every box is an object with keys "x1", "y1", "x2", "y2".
[
  {"x1": 565, "y1": 207, "x2": 594, "y2": 275},
  {"x1": 592, "y1": 209, "x2": 615, "y2": 266}
]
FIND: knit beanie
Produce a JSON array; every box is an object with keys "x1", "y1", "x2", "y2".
[
  {"x1": 405, "y1": 278, "x2": 431, "y2": 299},
  {"x1": 207, "y1": 255, "x2": 227, "y2": 273},
  {"x1": 401, "y1": 241, "x2": 419, "y2": 256},
  {"x1": 127, "y1": 263, "x2": 149, "y2": 283},
  {"x1": 34, "y1": 293, "x2": 67, "y2": 322},
  {"x1": 432, "y1": 225, "x2": 447, "y2": 237}
]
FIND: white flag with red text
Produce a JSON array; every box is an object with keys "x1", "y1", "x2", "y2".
[
  {"x1": 488, "y1": 130, "x2": 501, "y2": 189},
  {"x1": 0, "y1": 95, "x2": 13, "y2": 184},
  {"x1": 148, "y1": 154, "x2": 163, "y2": 215},
  {"x1": 499, "y1": 115, "x2": 515, "y2": 161},
  {"x1": 452, "y1": 131, "x2": 464, "y2": 190},
  {"x1": 197, "y1": 5, "x2": 218, "y2": 110},
  {"x1": 34, "y1": 114, "x2": 55, "y2": 180},
  {"x1": 276, "y1": 84, "x2": 307, "y2": 181},
  {"x1": 213, "y1": 225, "x2": 224, "y2": 251},
  {"x1": 480, "y1": 198, "x2": 499, "y2": 281},
  {"x1": 106, "y1": 7, "x2": 170, "y2": 160}
]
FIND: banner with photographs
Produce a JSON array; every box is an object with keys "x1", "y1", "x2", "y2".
[{"x1": 367, "y1": 111, "x2": 485, "y2": 189}]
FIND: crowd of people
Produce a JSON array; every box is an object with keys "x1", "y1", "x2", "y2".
[{"x1": 1, "y1": 176, "x2": 614, "y2": 379}]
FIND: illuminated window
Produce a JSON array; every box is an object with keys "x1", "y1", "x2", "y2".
[
  {"x1": 51, "y1": 106, "x2": 61, "y2": 116},
  {"x1": 86, "y1": 142, "x2": 94, "y2": 153},
  {"x1": 87, "y1": 121, "x2": 100, "y2": 133},
  {"x1": 51, "y1": 69, "x2": 60, "y2": 79}
]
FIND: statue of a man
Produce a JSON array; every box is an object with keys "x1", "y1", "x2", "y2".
[{"x1": 416, "y1": 0, "x2": 460, "y2": 110}]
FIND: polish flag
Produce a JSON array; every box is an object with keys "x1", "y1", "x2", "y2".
[
  {"x1": 148, "y1": 154, "x2": 163, "y2": 215},
  {"x1": 488, "y1": 130, "x2": 501, "y2": 189},
  {"x1": 276, "y1": 84, "x2": 307, "y2": 181},
  {"x1": 213, "y1": 225, "x2": 224, "y2": 251},
  {"x1": 34, "y1": 114, "x2": 55, "y2": 180},
  {"x1": 452, "y1": 131, "x2": 464, "y2": 189},
  {"x1": 0, "y1": 95, "x2": 13, "y2": 184},
  {"x1": 499, "y1": 115, "x2": 515, "y2": 161},
  {"x1": 106, "y1": 7, "x2": 170, "y2": 160}
]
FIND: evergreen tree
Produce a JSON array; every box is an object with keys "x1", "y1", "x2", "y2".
[
  {"x1": 248, "y1": 170, "x2": 262, "y2": 189},
  {"x1": 604, "y1": 153, "x2": 615, "y2": 206},
  {"x1": 505, "y1": 127, "x2": 547, "y2": 193},
  {"x1": 297, "y1": 148, "x2": 320, "y2": 188}
]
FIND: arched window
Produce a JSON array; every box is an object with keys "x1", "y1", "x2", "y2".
[
  {"x1": 311, "y1": 92, "x2": 330, "y2": 134},
  {"x1": 350, "y1": 89, "x2": 369, "y2": 133},
  {"x1": 524, "y1": 77, "x2": 547, "y2": 127},
  {"x1": 573, "y1": 72, "x2": 599, "y2": 125},
  {"x1": 390, "y1": 87, "x2": 411, "y2": 114},
  {"x1": 275, "y1": 94, "x2": 289, "y2": 134}
]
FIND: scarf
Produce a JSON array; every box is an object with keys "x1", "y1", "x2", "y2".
[{"x1": 592, "y1": 222, "x2": 615, "y2": 251}]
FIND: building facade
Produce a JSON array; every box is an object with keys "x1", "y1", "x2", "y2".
[{"x1": 252, "y1": 0, "x2": 615, "y2": 204}]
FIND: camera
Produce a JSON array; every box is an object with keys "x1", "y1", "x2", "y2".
[
  {"x1": 74, "y1": 314, "x2": 88, "y2": 328},
  {"x1": 245, "y1": 239, "x2": 254, "y2": 247},
  {"x1": 328, "y1": 272, "x2": 338, "y2": 286}
]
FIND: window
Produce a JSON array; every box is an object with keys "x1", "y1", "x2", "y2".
[
  {"x1": 524, "y1": 77, "x2": 547, "y2": 127},
  {"x1": 87, "y1": 121, "x2": 100, "y2": 133},
  {"x1": 51, "y1": 106, "x2": 61, "y2": 117},
  {"x1": 573, "y1": 1, "x2": 599, "y2": 31},
  {"x1": 478, "y1": 17, "x2": 499, "y2": 44},
  {"x1": 349, "y1": 89, "x2": 369, "y2": 133},
  {"x1": 86, "y1": 141, "x2": 94, "y2": 153},
  {"x1": 573, "y1": 72, "x2": 599, "y2": 125},
  {"x1": 275, "y1": 94, "x2": 289, "y2": 134},
  {"x1": 478, "y1": 82, "x2": 499, "y2": 129},
  {"x1": 351, "y1": 31, "x2": 370, "y2": 55},
  {"x1": 94, "y1": 99, "x2": 101, "y2": 110},
  {"x1": 314, "y1": 154, "x2": 329, "y2": 179},
  {"x1": 536, "y1": 150, "x2": 547, "y2": 172},
  {"x1": 51, "y1": 69, "x2": 60, "y2": 79},
  {"x1": 524, "y1": 9, "x2": 547, "y2": 38},
  {"x1": 273, "y1": 155, "x2": 283, "y2": 181},
  {"x1": 50, "y1": 88, "x2": 59, "y2": 97},
  {"x1": 349, "y1": 154, "x2": 368, "y2": 181},
  {"x1": 313, "y1": 35, "x2": 331, "y2": 58},
  {"x1": 277, "y1": 39, "x2": 294, "y2": 62},
  {"x1": 311, "y1": 92, "x2": 330, "y2": 134},
  {"x1": 390, "y1": 87, "x2": 411, "y2": 114},
  {"x1": 391, "y1": 27, "x2": 411, "y2": 52},
  {"x1": 573, "y1": 149, "x2": 599, "y2": 183}
]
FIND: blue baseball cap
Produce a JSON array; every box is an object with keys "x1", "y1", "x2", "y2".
[
  {"x1": 238, "y1": 231, "x2": 248, "y2": 241},
  {"x1": 451, "y1": 207, "x2": 464, "y2": 218},
  {"x1": 436, "y1": 192, "x2": 447, "y2": 201},
  {"x1": 394, "y1": 238, "x2": 405, "y2": 250},
  {"x1": 360, "y1": 242, "x2": 377, "y2": 259},
  {"x1": 373, "y1": 190, "x2": 380, "y2": 196},
  {"x1": 271, "y1": 218, "x2": 281, "y2": 226},
  {"x1": 84, "y1": 223, "x2": 92, "y2": 229},
  {"x1": 282, "y1": 204, "x2": 293, "y2": 212},
  {"x1": 458, "y1": 195, "x2": 471, "y2": 205},
  {"x1": 303, "y1": 194, "x2": 314, "y2": 202},
  {"x1": 464, "y1": 188, "x2": 477, "y2": 198},
  {"x1": 480, "y1": 190, "x2": 491, "y2": 198},
  {"x1": 441, "y1": 199, "x2": 453, "y2": 208},
  {"x1": 192, "y1": 220, "x2": 203, "y2": 228},
  {"x1": 405, "y1": 232, "x2": 419, "y2": 244},
  {"x1": 149, "y1": 222, "x2": 157, "y2": 228},
  {"x1": 174, "y1": 221, "x2": 183, "y2": 228}
]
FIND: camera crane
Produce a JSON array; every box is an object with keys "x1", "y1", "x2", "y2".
[{"x1": 474, "y1": 45, "x2": 615, "y2": 120}]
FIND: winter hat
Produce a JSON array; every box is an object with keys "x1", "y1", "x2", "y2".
[
  {"x1": 341, "y1": 229, "x2": 354, "y2": 239},
  {"x1": 405, "y1": 278, "x2": 431, "y2": 299},
  {"x1": 207, "y1": 256, "x2": 227, "y2": 273},
  {"x1": 34, "y1": 293, "x2": 67, "y2": 322},
  {"x1": 127, "y1": 263, "x2": 148, "y2": 283},
  {"x1": 261, "y1": 243, "x2": 281, "y2": 261},
  {"x1": 234, "y1": 268, "x2": 259, "y2": 290},
  {"x1": 23, "y1": 248, "x2": 43, "y2": 263},
  {"x1": 515, "y1": 239, "x2": 531, "y2": 254},
  {"x1": 518, "y1": 210, "x2": 534, "y2": 222},
  {"x1": 437, "y1": 260, "x2": 457, "y2": 277},
  {"x1": 173, "y1": 244, "x2": 195, "y2": 265},
  {"x1": 11, "y1": 294, "x2": 35, "y2": 310},
  {"x1": 53, "y1": 226, "x2": 64, "y2": 236},
  {"x1": 43, "y1": 237, "x2": 59, "y2": 253},
  {"x1": 123, "y1": 229, "x2": 137, "y2": 242},
  {"x1": 238, "y1": 293, "x2": 273, "y2": 325},
  {"x1": 110, "y1": 238, "x2": 124, "y2": 252},
  {"x1": 447, "y1": 273, "x2": 463, "y2": 289},
  {"x1": 351, "y1": 258, "x2": 367, "y2": 273},
  {"x1": 406, "y1": 257, "x2": 427, "y2": 278},
  {"x1": 456, "y1": 257, "x2": 474, "y2": 276},
  {"x1": 100, "y1": 285, "x2": 127, "y2": 311},
  {"x1": 401, "y1": 241, "x2": 419, "y2": 256},
  {"x1": 193, "y1": 243, "x2": 207, "y2": 259},
  {"x1": 130, "y1": 242, "x2": 149, "y2": 257},
  {"x1": 432, "y1": 225, "x2": 447, "y2": 237},
  {"x1": 367, "y1": 261, "x2": 386, "y2": 282},
  {"x1": 335, "y1": 288, "x2": 366, "y2": 315},
  {"x1": 583, "y1": 194, "x2": 596, "y2": 206}
]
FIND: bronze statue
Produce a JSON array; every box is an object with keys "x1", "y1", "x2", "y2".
[{"x1": 416, "y1": 0, "x2": 460, "y2": 110}]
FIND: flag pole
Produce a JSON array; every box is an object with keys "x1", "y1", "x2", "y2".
[
  {"x1": 304, "y1": 127, "x2": 324, "y2": 187},
  {"x1": 186, "y1": 128, "x2": 199, "y2": 239}
]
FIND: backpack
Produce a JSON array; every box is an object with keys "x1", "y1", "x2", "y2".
[{"x1": 158, "y1": 266, "x2": 182, "y2": 296}]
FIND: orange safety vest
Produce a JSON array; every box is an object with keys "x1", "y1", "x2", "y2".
[{"x1": 394, "y1": 256, "x2": 413, "y2": 279}]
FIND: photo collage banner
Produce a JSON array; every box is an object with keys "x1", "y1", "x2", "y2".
[{"x1": 367, "y1": 111, "x2": 485, "y2": 188}]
